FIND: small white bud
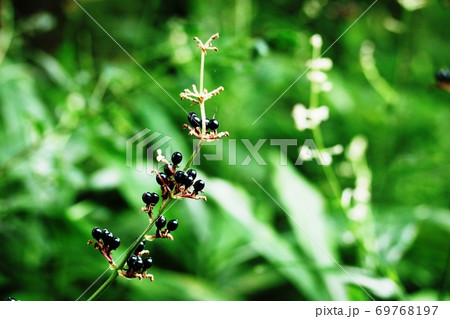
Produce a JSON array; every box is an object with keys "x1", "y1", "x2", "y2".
[{"x1": 310, "y1": 34, "x2": 322, "y2": 48}]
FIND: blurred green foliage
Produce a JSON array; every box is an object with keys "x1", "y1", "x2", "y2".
[{"x1": 0, "y1": 0, "x2": 449, "y2": 301}]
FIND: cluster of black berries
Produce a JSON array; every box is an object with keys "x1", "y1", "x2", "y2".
[
  {"x1": 88, "y1": 227, "x2": 121, "y2": 265},
  {"x1": 188, "y1": 112, "x2": 219, "y2": 131},
  {"x1": 153, "y1": 151, "x2": 206, "y2": 203},
  {"x1": 147, "y1": 216, "x2": 179, "y2": 241},
  {"x1": 141, "y1": 191, "x2": 159, "y2": 218},
  {"x1": 183, "y1": 112, "x2": 228, "y2": 140},
  {"x1": 121, "y1": 239, "x2": 154, "y2": 281},
  {"x1": 436, "y1": 69, "x2": 450, "y2": 91}
]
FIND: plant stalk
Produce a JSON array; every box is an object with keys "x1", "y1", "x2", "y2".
[
  {"x1": 86, "y1": 42, "x2": 210, "y2": 301},
  {"x1": 199, "y1": 52, "x2": 207, "y2": 137}
]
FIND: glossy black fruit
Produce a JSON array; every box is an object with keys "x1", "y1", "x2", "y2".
[
  {"x1": 92, "y1": 227, "x2": 102, "y2": 241},
  {"x1": 134, "y1": 240, "x2": 146, "y2": 254},
  {"x1": 156, "y1": 173, "x2": 167, "y2": 185},
  {"x1": 193, "y1": 180, "x2": 205, "y2": 192},
  {"x1": 188, "y1": 112, "x2": 201, "y2": 127},
  {"x1": 164, "y1": 164, "x2": 174, "y2": 176},
  {"x1": 102, "y1": 229, "x2": 114, "y2": 245},
  {"x1": 134, "y1": 256, "x2": 144, "y2": 271},
  {"x1": 171, "y1": 152, "x2": 183, "y2": 165},
  {"x1": 208, "y1": 118, "x2": 219, "y2": 130},
  {"x1": 167, "y1": 219, "x2": 179, "y2": 232},
  {"x1": 110, "y1": 237, "x2": 121, "y2": 250},
  {"x1": 155, "y1": 216, "x2": 167, "y2": 229},
  {"x1": 143, "y1": 257, "x2": 153, "y2": 270},
  {"x1": 188, "y1": 112, "x2": 197, "y2": 122},
  {"x1": 174, "y1": 170, "x2": 188, "y2": 185},
  {"x1": 186, "y1": 168, "x2": 197, "y2": 179},
  {"x1": 185, "y1": 175, "x2": 194, "y2": 188},
  {"x1": 127, "y1": 255, "x2": 139, "y2": 269},
  {"x1": 142, "y1": 192, "x2": 159, "y2": 205}
]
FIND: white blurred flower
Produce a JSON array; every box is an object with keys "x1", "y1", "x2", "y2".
[
  {"x1": 292, "y1": 104, "x2": 312, "y2": 130},
  {"x1": 320, "y1": 152, "x2": 332, "y2": 166},
  {"x1": 398, "y1": 0, "x2": 428, "y2": 11},
  {"x1": 292, "y1": 104, "x2": 329, "y2": 131},
  {"x1": 308, "y1": 57, "x2": 333, "y2": 71},
  {"x1": 348, "y1": 203, "x2": 368, "y2": 222},
  {"x1": 331, "y1": 144, "x2": 344, "y2": 155},
  {"x1": 346, "y1": 135, "x2": 368, "y2": 161},
  {"x1": 298, "y1": 144, "x2": 341, "y2": 166},
  {"x1": 307, "y1": 70, "x2": 327, "y2": 83},
  {"x1": 309, "y1": 105, "x2": 329, "y2": 125},
  {"x1": 310, "y1": 34, "x2": 322, "y2": 48},
  {"x1": 353, "y1": 187, "x2": 371, "y2": 203},
  {"x1": 299, "y1": 144, "x2": 314, "y2": 161}
]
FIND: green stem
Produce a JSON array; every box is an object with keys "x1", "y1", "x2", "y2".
[
  {"x1": 309, "y1": 78, "x2": 342, "y2": 205},
  {"x1": 309, "y1": 38, "x2": 343, "y2": 206},
  {"x1": 86, "y1": 267, "x2": 119, "y2": 301},
  {"x1": 199, "y1": 52, "x2": 206, "y2": 137}
]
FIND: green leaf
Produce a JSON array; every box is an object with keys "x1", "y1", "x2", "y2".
[{"x1": 208, "y1": 177, "x2": 330, "y2": 300}]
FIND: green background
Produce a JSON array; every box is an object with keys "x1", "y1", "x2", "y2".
[{"x1": 0, "y1": 0, "x2": 449, "y2": 301}]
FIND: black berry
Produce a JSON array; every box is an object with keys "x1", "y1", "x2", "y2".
[
  {"x1": 174, "y1": 170, "x2": 188, "y2": 185},
  {"x1": 188, "y1": 113, "x2": 201, "y2": 128},
  {"x1": 208, "y1": 118, "x2": 219, "y2": 130},
  {"x1": 134, "y1": 240, "x2": 146, "y2": 254},
  {"x1": 164, "y1": 164, "x2": 174, "y2": 176},
  {"x1": 127, "y1": 255, "x2": 138, "y2": 269},
  {"x1": 185, "y1": 175, "x2": 194, "y2": 188},
  {"x1": 204, "y1": 118, "x2": 210, "y2": 128},
  {"x1": 155, "y1": 216, "x2": 167, "y2": 229},
  {"x1": 186, "y1": 168, "x2": 197, "y2": 179},
  {"x1": 156, "y1": 173, "x2": 167, "y2": 185},
  {"x1": 171, "y1": 152, "x2": 183, "y2": 165},
  {"x1": 92, "y1": 227, "x2": 102, "y2": 241},
  {"x1": 102, "y1": 229, "x2": 114, "y2": 245},
  {"x1": 134, "y1": 256, "x2": 144, "y2": 271},
  {"x1": 143, "y1": 257, "x2": 153, "y2": 270},
  {"x1": 142, "y1": 192, "x2": 159, "y2": 205},
  {"x1": 188, "y1": 112, "x2": 197, "y2": 118},
  {"x1": 167, "y1": 219, "x2": 179, "y2": 232},
  {"x1": 193, "y1": 180, "x2": 205, "y2": 192},
  {"x1": 110, "y1": 237, "x2": 121, "y2": 250}
]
